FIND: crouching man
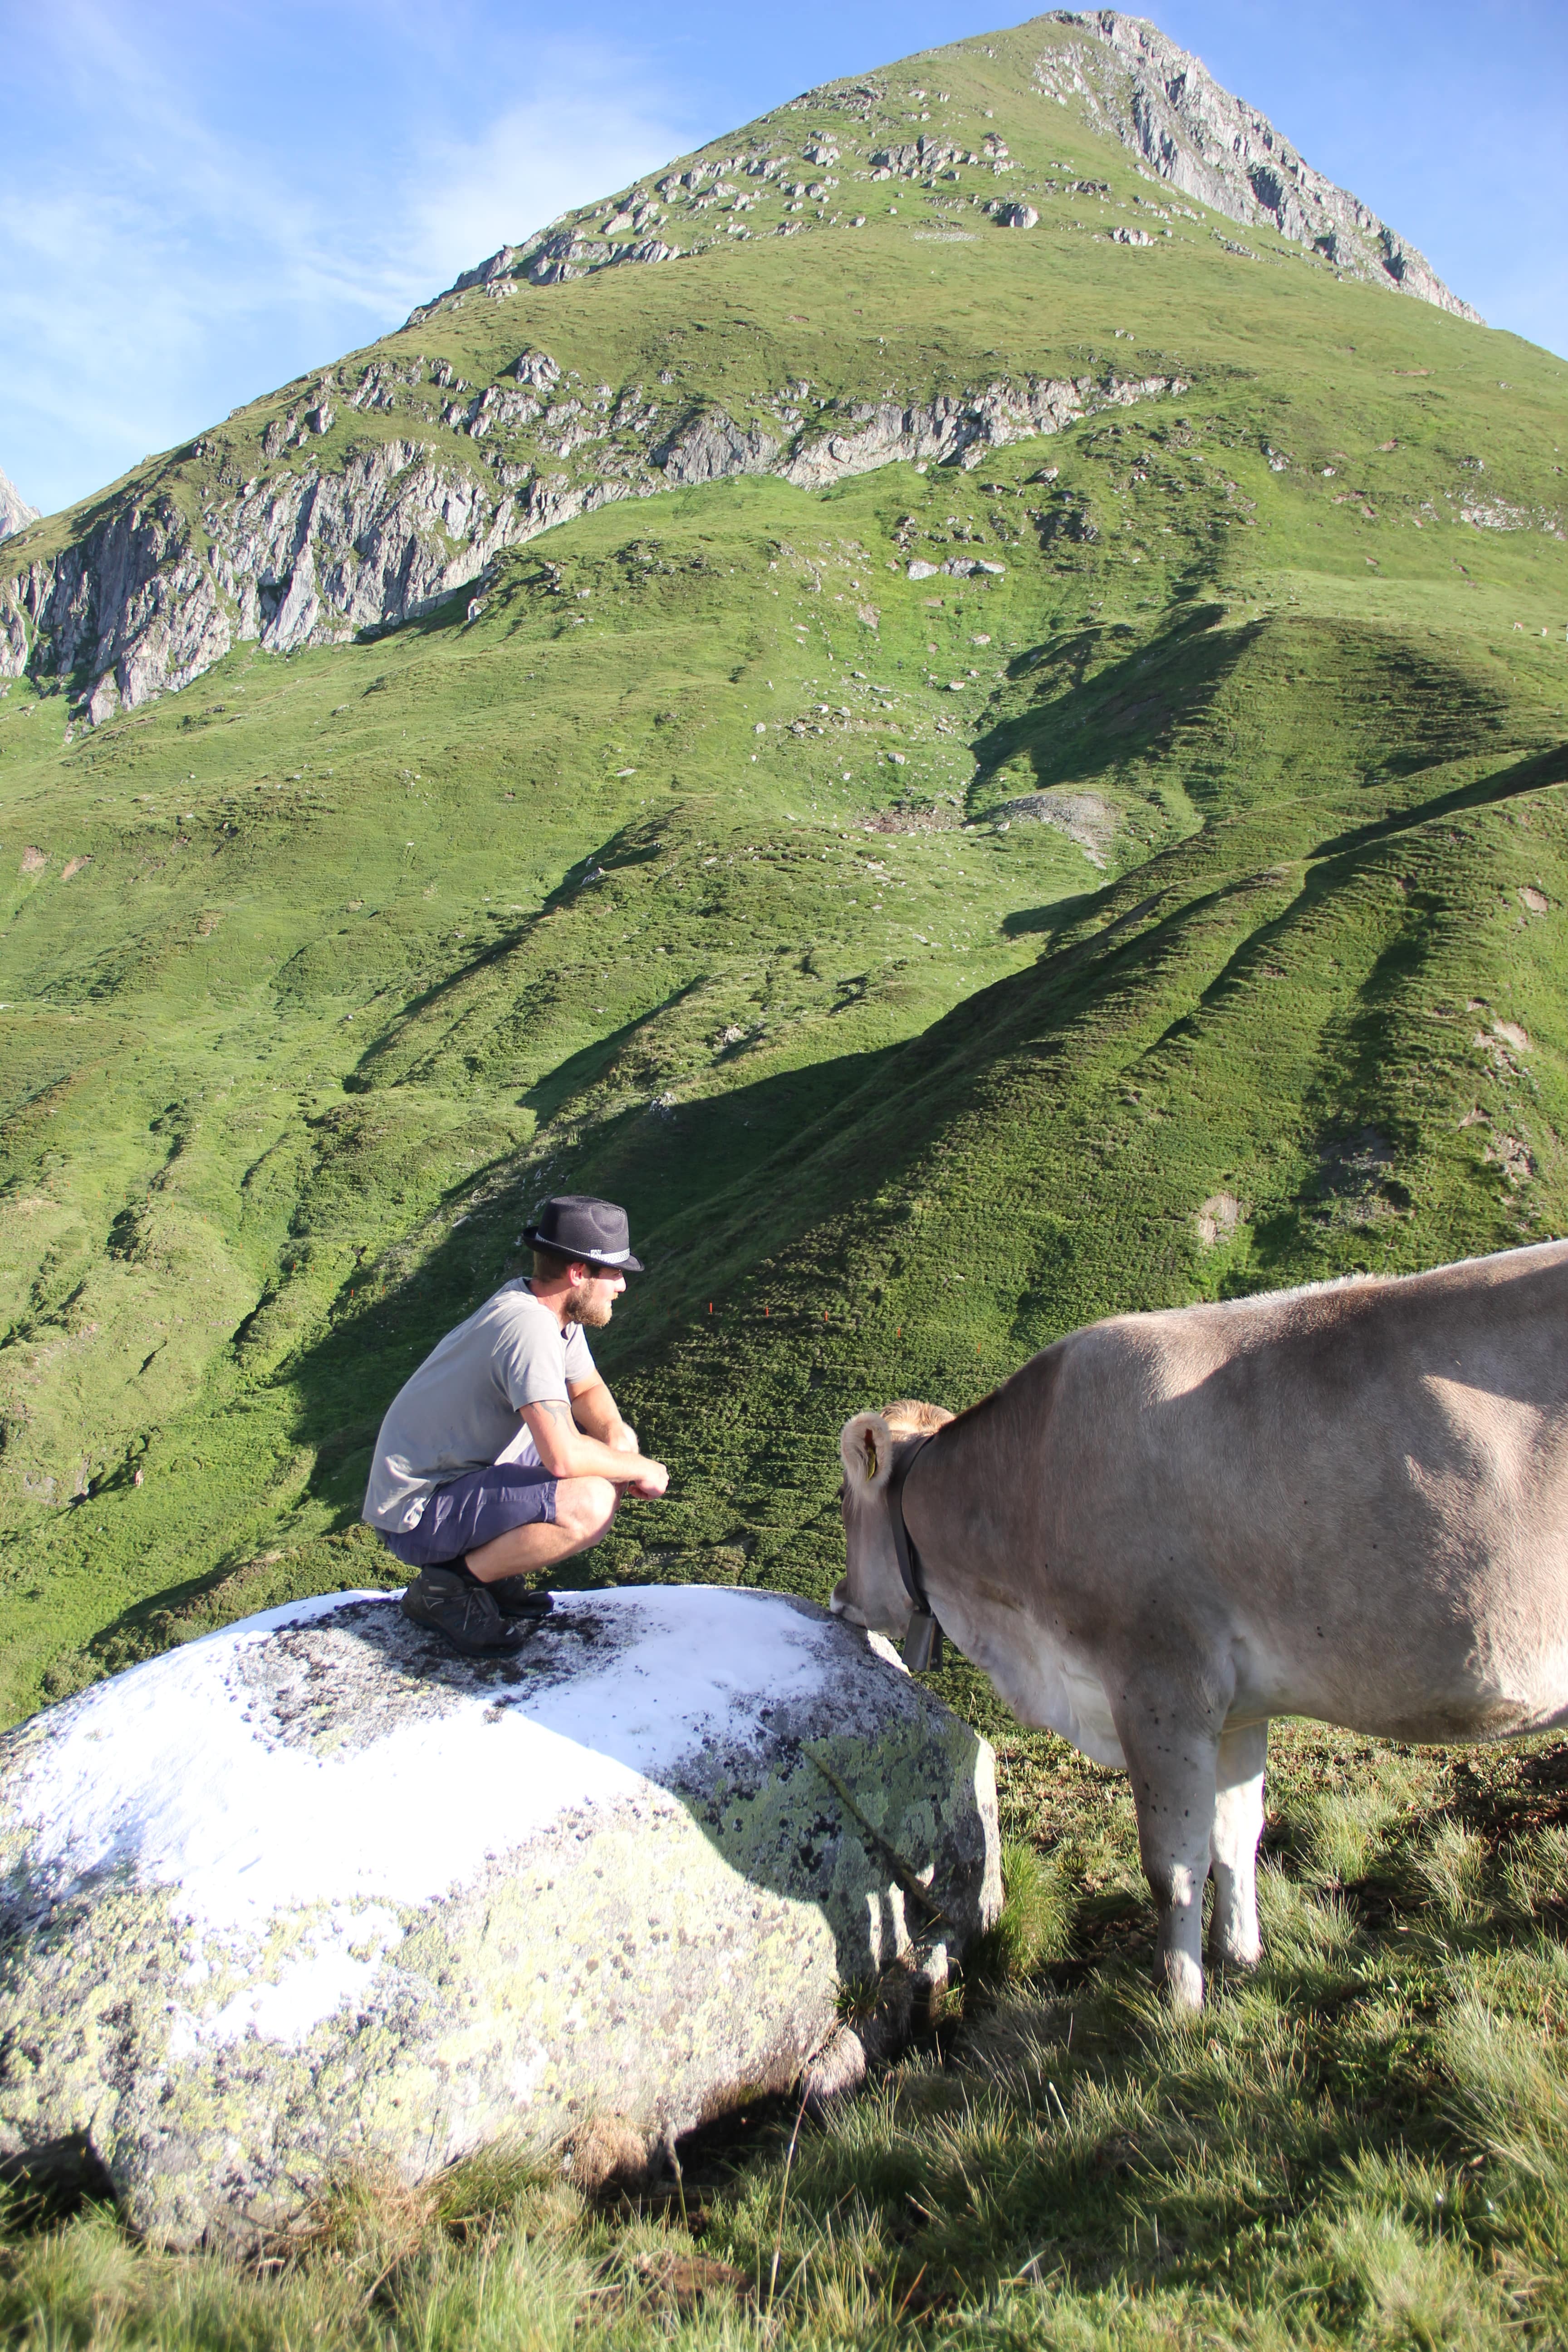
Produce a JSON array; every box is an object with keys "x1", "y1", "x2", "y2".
[{"x1": 362, "y1": 1193, "x2": 668, "y2": 1654}]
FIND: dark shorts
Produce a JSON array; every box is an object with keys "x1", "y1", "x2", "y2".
[{"x1": 377, "y1": 1461, "x2": 558, "y2": 1568}]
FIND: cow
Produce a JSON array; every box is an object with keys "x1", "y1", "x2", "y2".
[{"x1": 834, "y1": 1240, "x2": 1568, "y2": 2009}]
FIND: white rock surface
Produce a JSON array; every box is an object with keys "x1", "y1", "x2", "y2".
[
  {"x1": 0, "y1": 1584, "x2": 999, "y2": 2247},
  {"x1": 0, "y1": 468, "x2": 39, "y2": 542}
]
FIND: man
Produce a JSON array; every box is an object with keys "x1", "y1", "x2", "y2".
[{"x1": 363, "y1": 1193, "x2": 668, "y2": 1654}]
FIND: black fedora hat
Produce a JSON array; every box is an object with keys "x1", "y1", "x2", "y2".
[{"x1": 522, "y1": 1193, "x2": 645, "y2": 1273}]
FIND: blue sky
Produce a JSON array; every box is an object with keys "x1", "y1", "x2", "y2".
[{"x1": 4, "y1": 0, "x2": 1562, "y2": 519}]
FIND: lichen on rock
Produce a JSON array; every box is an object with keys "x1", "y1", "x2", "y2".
[{"x1": 0, "y1": 1584, "x2": 999, "y2": 2248}]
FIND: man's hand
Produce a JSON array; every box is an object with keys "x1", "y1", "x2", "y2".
[
  {"x1": 520, "y1": 1396, "x2": 666, "y2": 1493},
  {"x1": 607, "y1": 1420, "x2": 666, "y2": 1495}
]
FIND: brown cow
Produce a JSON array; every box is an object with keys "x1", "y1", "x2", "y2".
[{"x1": 835, "y1": 1240, "x2": 1568, "y2": 2007}]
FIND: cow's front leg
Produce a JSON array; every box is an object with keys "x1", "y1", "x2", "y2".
[
  {"x1": 1209, "y1": 1719, "x2": 1268, "y2": 1970},
  {"x1": 1115, "y1": 1689, "x2": 1224, "y2": 2012}
]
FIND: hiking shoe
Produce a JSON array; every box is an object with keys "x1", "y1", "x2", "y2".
[
  {"x1": 400, "y1": 1566, "x2": 534, "y2": 1656},
  {"x1": 490, "y1": 1578, "x2": 555, "y2": 1621}
]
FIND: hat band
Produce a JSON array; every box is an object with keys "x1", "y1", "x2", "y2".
[{"x1": 581, "y1": 1246, "x2": 631, "y2": 1264}]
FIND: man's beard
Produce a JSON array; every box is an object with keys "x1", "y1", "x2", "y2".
[{"x1": 564, "y1": 1281, "x2": 614, "y2": 1329}]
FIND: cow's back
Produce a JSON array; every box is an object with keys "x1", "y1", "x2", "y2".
[{"x1": 950, "y1": 1240, "x2": 1568, "y2": 1742}]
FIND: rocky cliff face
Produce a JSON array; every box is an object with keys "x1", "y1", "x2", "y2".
[
  {"x1": 0, "y1": 361, "x2": 1181, "y2": 725},
  {"x1": 1046, "y1": 10, "x2": 1482, "y2": 322},
  {"x1": 0, "y1": 466, "x2": 39, "y2": 542}
]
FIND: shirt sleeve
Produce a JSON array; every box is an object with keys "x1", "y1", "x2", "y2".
[
  {"x1": 493, "y1": 1301, "x2": 570, "y2": 1409},
  {"x1": 563, "y1": 1323, "x2": 598, "y2": 1385}
]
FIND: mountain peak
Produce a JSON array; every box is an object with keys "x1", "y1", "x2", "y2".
[
  {"x1": 0, "y1": 466, "x2": 39, "y2": 542},
  {"x1": 1043, "y1": 10, "x2": 1480, "y2": 320},
  {"x1": 407, "y1": 10, "x2": 1476, "y2": 331},
  {"x1": 0, "y1": 6, "x2": 1503, "y2": 725}
]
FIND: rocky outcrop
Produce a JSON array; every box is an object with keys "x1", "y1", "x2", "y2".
[
  {"x1": 408, "y1": 218, "x2": 681, "y2": 323},
  {"x1": 979, "y1": 787, "x2": 1117, "y2": 865},
  {"x1": 1044, "y1": 10, "x2": 1482, "y2": 321},
  {"x1": 654, "y1": 408, "x2": 781, "y2": 485},
  {"x1": 782, "y1": 371, "x2": 1182, "y2": 487},
  {"x1": 0, "y1": 1584, "x2": 1000, "y2": 2248},
  {"x1": 0, "y1": 428, "x2": 645, "y2": 724},
  {"x1": 0, "y1": 356, "x2": 1181, "y2": 720},
  {"x1": 0, "y1": 467, "x2": 38, "y2": 543}
]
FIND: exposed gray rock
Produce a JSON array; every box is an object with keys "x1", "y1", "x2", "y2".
[
  {"x1": 0, "y1": 359, "x2": 1181, "y2": 721},
  {"x1": 451, "y1": 245, "x2": 529, "y2": 293},
  {"x1": 510, "y1": 349, "x2": 563, "y2": 391},
  {"x1": 350, "y1": 359, "x2": 425, "y2": 413},
  {"x1": 654, "y1": 408, "x2": 781, "y2": 484},
  {"x1": 782, "y1": 371, "x2": 1183, "y2": 486},
  {"x1": 0, "y1": 1586, "x2": 999, "y2": 2248},
  {"x1": 0, "y1": 468, "x2": 39, "y2": 542},
  {"x1": 1043, "y1": 10, "x2": 1482, "y2": 320},
  {"x1": 462, "y1": 386, "x2": 544, "y2": 438},
  {"x1": 978, "y1": 787, "x2": 1116, "y2": 865},
  {"x1": 871, "y1": 137, "x2": 960, "y2": 176},
  {"x1": 0, "y1": 440, "x2": 639, "y2": 723},
  {"x1": 619, "y1": 236, "x2": 679, "y2": 266},
  {"x1": 528, "y1": 232, "x2": 614, "y2": 286},
  {"x1": 1000, "y1": 204, "x2": 1040, "y2": 229}
]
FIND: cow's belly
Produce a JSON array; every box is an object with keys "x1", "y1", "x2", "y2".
[{"x1": 1232, "y1": 1618, "x2": 1568, "y2": 1745}]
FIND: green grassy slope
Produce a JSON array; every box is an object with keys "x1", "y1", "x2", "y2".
[
  {"x1": 6, "y1": 297, "x2": 1562, "y2": 1707},
  {"x1": 4, "y1": 12, "x2": 1568, "y2": 2340},
  {"x1": 0, "y1": 27, "x2": 1563, "y2": 1689}
]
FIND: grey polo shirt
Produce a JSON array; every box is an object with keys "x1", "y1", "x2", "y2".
[{"x1": 363, "y1": 1280, "x2": 596, "y2": 1533}]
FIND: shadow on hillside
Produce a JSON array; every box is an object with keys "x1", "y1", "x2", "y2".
[
  {"x1": 262, "y1": 1034, "x2": 911, "y2": 1529},
  {"x1": 1000, "y1": 886, "x2": 1107, "y2": 941},
  {"x1": 1309, "y1": 739, "x2": 1568, "y2": 863},
  {"x1": 344, "y1": 816, "x2": 673, "y2": 1095},
  {"x1": 265, "y1": 856, "x2": 1245, "y2": 1543},
  {"x1": 972, "y1": 603, "x2": 1245, "y2": 801}
]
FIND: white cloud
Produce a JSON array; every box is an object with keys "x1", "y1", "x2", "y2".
[
  {"x1": 404, "y1": 78, "x2": 695, "y2": 302},
  {"x1": 0, "y1": 14, "x2": 694, "y2": 516}
]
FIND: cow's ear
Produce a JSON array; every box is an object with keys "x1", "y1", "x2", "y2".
[{"x1": 840, "y1": 1410, "x2": 893, "y2": 1491}]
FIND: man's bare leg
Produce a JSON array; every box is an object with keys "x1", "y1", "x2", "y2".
[{"x1": 465, "y1": 1475, "x2": 619, "y2": 1583}]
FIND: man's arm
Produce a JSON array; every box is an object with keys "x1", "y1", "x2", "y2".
[
  {"x1": 567, "y1": 1374, "x2": 635, "y2": 1452},
  {"x1": 520, "y1": 1397, "x2": 667, "y2": 1495}
]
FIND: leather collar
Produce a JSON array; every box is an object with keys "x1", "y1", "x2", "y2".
[{"x1": 887, "y1": 1430, "x2": 943, "y2": 1672}]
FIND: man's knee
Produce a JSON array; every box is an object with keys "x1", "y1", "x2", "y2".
[{"x1": 554, "y1": 1476, "x2": 618, "y2": 1546}]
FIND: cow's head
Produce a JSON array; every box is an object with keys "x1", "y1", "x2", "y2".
[{"x1": 832, "y1": 1399, "x2": 953, "y2": 1634}]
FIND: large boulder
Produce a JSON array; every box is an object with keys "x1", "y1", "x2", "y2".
[{"x1": 0, "y1": 1585, "x2": 999, "y2": 2247}]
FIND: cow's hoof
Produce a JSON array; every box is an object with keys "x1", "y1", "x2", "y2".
[{"x1": 1157, "y1": 1951, "x2": 1205, "y2": 2013}]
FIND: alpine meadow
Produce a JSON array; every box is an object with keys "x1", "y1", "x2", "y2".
[{"x1": 3, "y1": 6, "x2": 1568, "y2": 2342}]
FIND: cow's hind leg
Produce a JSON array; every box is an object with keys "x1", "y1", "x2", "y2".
[
  {"x1": 1210, "y1": 1720, "x2": 1268, "y2": 1971},
  {"x1": 1115, "y1": 1687, "x2": 1225, "y2": 2012}
]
